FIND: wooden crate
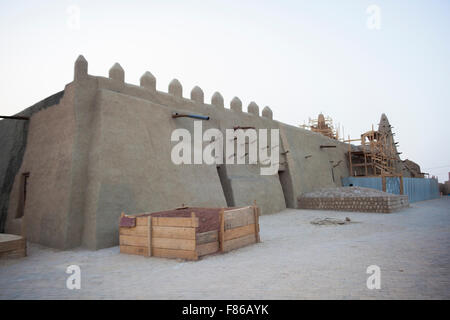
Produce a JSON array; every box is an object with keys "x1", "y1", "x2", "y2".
[
  {"x1": 119, "y1": 206, "x2": 260, "y2": 261},
  {"x1": 0, "y1": 234, "x2": 27, "y2": 259},
  {"x1": 220, "y1": 206, "x2": 260, "y2": 253}
]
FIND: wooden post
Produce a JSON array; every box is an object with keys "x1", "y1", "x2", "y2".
[
  {"x1": 382, "y1": 175, "x2": 386, "y2": 192},
  {"x1": 253, "y1": 205, "x2": 260, "y2": 243},
  {"x1": 348, "y1": 135, "x2": 353, "y2": 176},
  {"x1": 147, "y1": 216, "x2": 152, "y2": 257},
  {"x1": 118, "y1": 212, "x2": 125, "y2": 242},
  {"x1": 219, "y1": 209, "x2": 225, "y2": 252},
  {"x1": 191, "y1": 212, "x2": 196, "y2": 226},
  {"x1": 191, "y1": 212, "x2": 199, "y2": 260},
  {"x1": 364, "y1": 153, "x2": 368, "y2": 176},
  {"x1": 119, "y1": 212, "x2": 125, "y2": 228},
  {"x1": 399, "y1": 176, "x2": 404, "y2": 195}
]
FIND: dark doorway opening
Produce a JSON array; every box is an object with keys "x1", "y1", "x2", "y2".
[
  {"x1": 278, "y1": 170, "x2": 295, "y2": 208},
  {"x1": 216, "y1": 165, "x2": 234, "y2": 207}
]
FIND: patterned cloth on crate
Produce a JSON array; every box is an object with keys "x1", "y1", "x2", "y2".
[{"x1": 119, "y1": 216, "x2": 136, "y2": 228}]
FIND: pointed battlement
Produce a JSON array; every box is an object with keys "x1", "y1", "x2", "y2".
[
  {"x1": 140, "y1": 71, "x2": 156, "y2": 91},
  {"x1": 191, "y1": 86, "x2": 204, "y2": 104},
  {"x1": 247, "y1": 102, "x2": 259, "y2": 116},
  {"x1": 230, "y1": 97, "x2": 242, "y2": 112},
  {"x1": 211, "y1": 92, "x2": 224, "y2": 108},
  {"x1": 262, "y1": 106, "x2": 273, "y2": 120},
  {"x1": 169, "y1": 79, "x2": 182, "y2": 98},
  {"x1": 74, "y1": 55, "x2": 88, "y2": 81},
  {"x1": 109, "y1": 63, "x2": 125, "y2": 83}
]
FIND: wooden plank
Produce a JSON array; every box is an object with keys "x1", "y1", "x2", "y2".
[
  {"x1": 224, "y1": 208, "x2": 255, "y2": 230},
  {"x1": 224, "y1": 206, "x2": 253, "y2": 220},
  {"x1": 147, "y1": 216, "x2": 152, "y2": 257},
  {"x1": 152, "y1": 248, "x2": 198, "y2": 261},
  {"x1": 219, "y1": 209, "x2": 225, "y2": 252},
  {"x1": 136, "y1": 216, "x2": 148, "y2": 226},
  {"x1": 120, "y1": 245, "x2": 148, "y2": 256},
  {"x1": 224, "y1": 224, "x2": 255, "y2": 241},
  {"x1": 119, "y1": 235, "x2": 148, "y2": 247},
  {"x1": 152, "y1": 237, "x2": 196, "y2": 251},
  {"x1": 152, "y1": 216, "x2": 199, "y2": 228},
  {"x1": 399, "y1": 176, "x2": 404, "y2": 195},
  {"x1": 223, "y1": 234, "x2": 256, "y2": 252},
  {"x1": 119, "y1": 226, "x2": 148, "y2": 236},
  {"x1": 196, "y1": 242, "x2": 219, "y2": 257},
  {"x1": 196, "y1": 230, "x2": 219, "y2": 245},
  {"x1": 0, "y1": 233, "x2": 24, "y2": 242},
  {"x1": 152, "y1": 226, "x2": 196, "y2": 240},
  {"x1": 0, "y1": 240, "x2": 24, "y2": 252}
]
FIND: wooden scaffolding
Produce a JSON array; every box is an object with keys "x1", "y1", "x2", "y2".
[
  {"x1": 345, "y1": 125, "x2": 400, "y2": 177},
  {"x1": 300, "y1": 113, "x2": 339, "y2": 140}
]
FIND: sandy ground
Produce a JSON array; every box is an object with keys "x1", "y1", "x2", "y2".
[{"x1": 1, "y1": 197, "x2": 449, "y2": 299}]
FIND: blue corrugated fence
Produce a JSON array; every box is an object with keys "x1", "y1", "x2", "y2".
[{"x1": 342, "y1": 177, "x2": 440, "y2": 203}]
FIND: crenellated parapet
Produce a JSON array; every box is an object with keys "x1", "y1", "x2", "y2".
[{"x1": 73, "y1": 55, "x2": 276, "y2": 119}]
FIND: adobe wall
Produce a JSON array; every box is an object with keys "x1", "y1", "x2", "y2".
[
  {"x1": 0, "y1": 91, "x2": 64, "y2": 233},
  {"x1": 280, "y1": 123, "x2": 349, "y2": 202},
  {"x1": 3, "y1": 55, "x2": 351, "y2": 250},
  {"x1": 5, "y1": 87, "x2": 76, "y2": 248}
]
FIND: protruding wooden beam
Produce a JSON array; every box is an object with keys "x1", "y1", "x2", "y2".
[{"x1": 0, "y1": 116, "x2": 29, "y2": 120}]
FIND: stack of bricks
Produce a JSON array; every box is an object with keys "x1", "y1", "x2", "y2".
[{"x1": 297, "y1": 187, "x2": 409, "y2": 213}]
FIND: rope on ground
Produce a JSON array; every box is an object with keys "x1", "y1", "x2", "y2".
[{"x1": 310, "y1": 217, "x2": 351, "y2": 225}]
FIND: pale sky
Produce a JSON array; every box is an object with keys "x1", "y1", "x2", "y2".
[{"x1": 1, "y1": 0, "x2": 449, "y2": 181}]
